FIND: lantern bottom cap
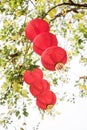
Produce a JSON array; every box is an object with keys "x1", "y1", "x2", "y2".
[
  {"x1": 46, "y1": 104, "x2": 54, "y2": 109},
  {"x1": 55, "y1": 62, "x2": 64, "y2": 70}
]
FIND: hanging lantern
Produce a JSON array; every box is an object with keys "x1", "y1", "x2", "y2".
[
  {"x1": 41, "y1": 46, "x2": 67, "y2": 71},
  {"x1": 30, "y1": 79, "x2": 50, "y2": 97},
  {"x1": 36, "y1": 90, "x2": 56, "y2": 110},
  {"x1": 25, "y1": 18, "x2": 50, "y2": 42},
  {"x1": 33, "y1": 32, "x2": 58, "y2": 55},
  {"x1": 23, "y1": 68, "x2": 43, "y2": 84}
]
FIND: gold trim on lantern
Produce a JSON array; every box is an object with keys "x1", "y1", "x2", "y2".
[
  {"x1": 46, "y1": 104, "x2": 53, "y2": 109},
  {"x1": 55, "y1": 62, "x2": 64, "y2": 70}
]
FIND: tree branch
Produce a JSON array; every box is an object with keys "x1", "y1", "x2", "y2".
[
  {"x1": 43, "y1": 2, "x2": 87, "y2": 18},
  {"x1": 80, "y1": 76, "x2": 87, "y2": 79},
  {"x1": 50, "y1": 8, "x2": 79, "y2": 22},
  {"x1": 68, "y1": 0, "x2": 75, "y2": 4}
]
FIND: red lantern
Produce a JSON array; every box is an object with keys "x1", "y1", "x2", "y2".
[
  {"x1": 23, "y1": 68, "x2": 43, "y2": 84},
  {"x1": 25, "y1": 18, "x2": 50, "y2": 41},
  {"x1": 36, "y1": 90, "x2": 56, "y2": 110},
  {"x1": 30, "y1": 79, "x2": 50, "y2": 97},
  {"x1": 33, "y1": 32, "x2": 58, "y2": 55},
  {"x1": 41, "y1": 46, "x2": 67, "y2": 71}
]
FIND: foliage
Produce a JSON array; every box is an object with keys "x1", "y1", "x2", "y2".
[{"x1": 0, "y1": 0, "x2": 87, "y2": 129}]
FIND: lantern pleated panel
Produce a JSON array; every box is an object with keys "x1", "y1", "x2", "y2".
[
  {"x1": 30, "y1": 79, "x2": 50, "y2": 97},
  {"x1": 36, "y1": 91, "x2": 56, "y2": 110},
  {"x1": 23, "y1": 68, "x2": 43, "y2": 84},
  {"x1": 33, "y1": 32, "x2": 58, "y2": 55},
  {"x1": 25, "y1": 18, "x2": 50, "y2": 41},
  {"x1": 41, "y1": 46, "x2": 67, "y2": 71}
]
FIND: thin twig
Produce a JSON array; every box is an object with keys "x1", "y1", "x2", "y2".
[
  {"x1": 80, "y1": 76, "x2": 87, "y2": 79},
  {"x1": 29, "y1": 0, "x2": 36, "y2": 7},
  {"x1": 50, "y1": 8, "x2": 79, "y2": 22}
]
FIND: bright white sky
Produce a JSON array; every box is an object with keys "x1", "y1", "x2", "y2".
[
  {"x1": 38, "y1": 99, "x2": 87, "y2": 130},
  {"x1": 0, "y1": 98, "x2": 87, "y2": 130}
]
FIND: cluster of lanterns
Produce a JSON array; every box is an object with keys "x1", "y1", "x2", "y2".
[
  {"x1": 23, "y1": 68, "x2": 56, "y2": 110},
  {"x1": 25, "y1": 18, "x2": 67, "y2": 71},
  {"x1": 23, "y1": 18, "x2": 67, "y2": 110}
]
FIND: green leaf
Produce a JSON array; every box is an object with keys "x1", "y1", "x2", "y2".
[
  {"x1": 23, "y1": 111, "x2": 29, "y2": 117},
  {"x1": 12, "y1": 82, "x2": 22, "y2": 92},
  {"x1": 48, "y1": 8, "x2": 57, "y2": 18},
  {"x1": 21, "y1": 89, "x2": 28, "y2": 97},
  {"x1": 78, "y1": 39, "x2": 83, "y2": 45},
  {"x1": 16, "y1": 111, "x2": 20, "y2": 117}
]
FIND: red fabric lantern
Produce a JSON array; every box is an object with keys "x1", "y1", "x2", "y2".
[
  {"x1": 33, "y1": 32, "x2": 58, "y2": 55},
  {"x1": 30, "y1": 79, "x2": 50, "y2": 97},
  {"x1": 23, "y1": 68, "x2": 43, "y2": 84},
  {"x1": 41, "y1": 46, "x2": 67, "y2": 71},
  {"x1": 25, "y1": 18, "x2": 50, "y2": 41},
  {"x1": 36, "y1": 90, "x2": 56, "y2": 110}
]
